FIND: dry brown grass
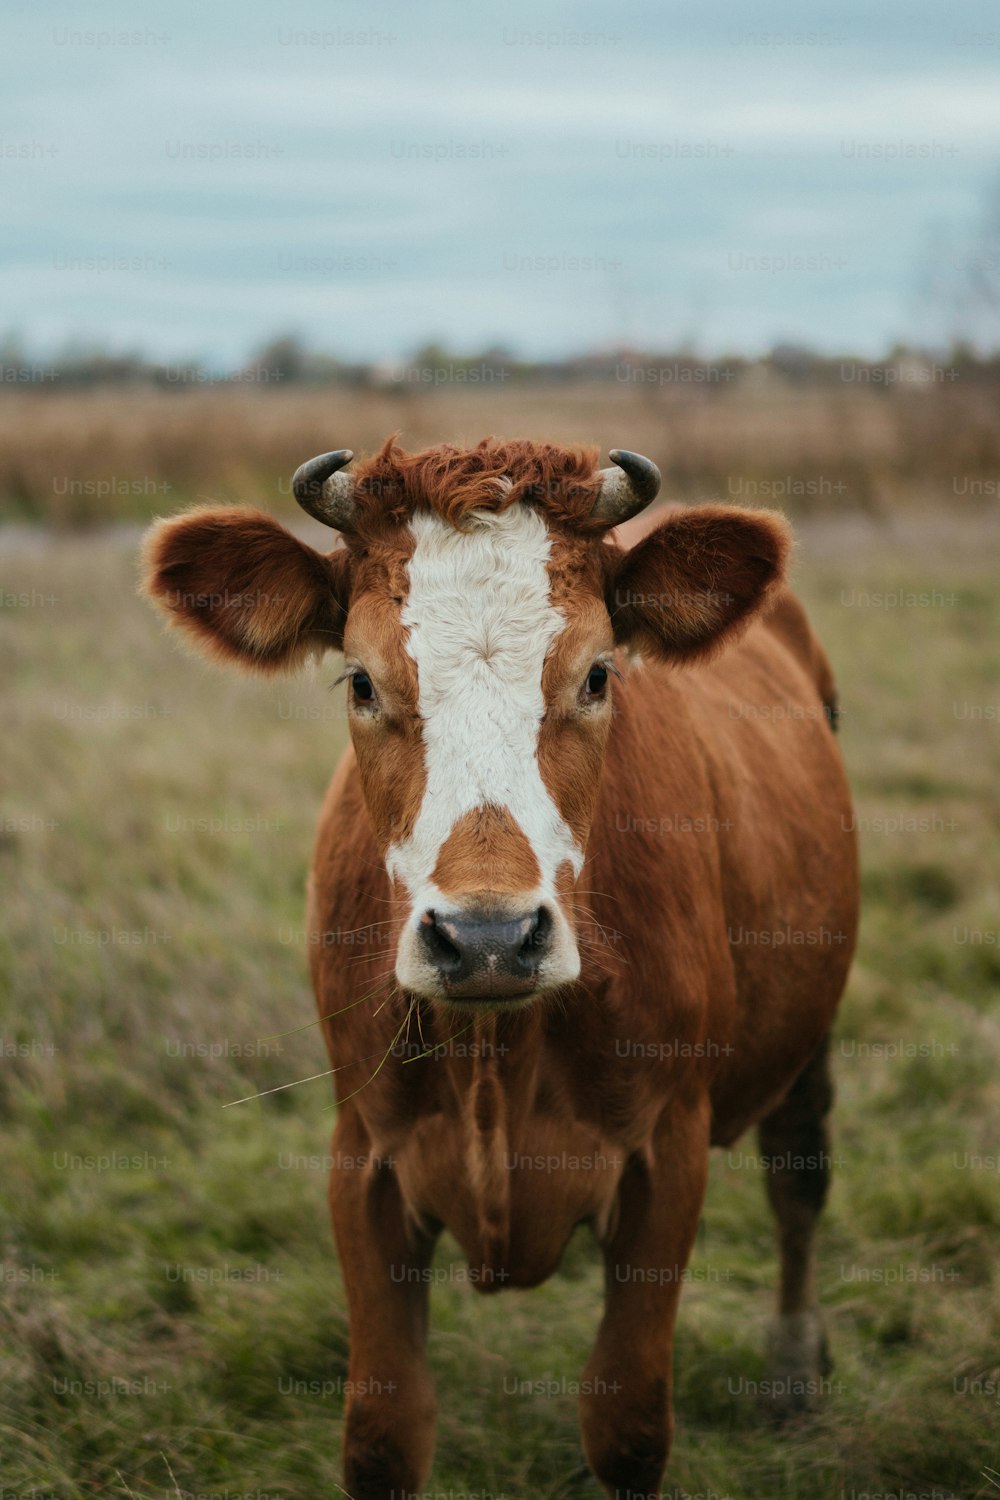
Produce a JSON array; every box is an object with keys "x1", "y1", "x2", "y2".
[{"x1": 2, "y1": 379, "x2": 1000, "y2": 525}]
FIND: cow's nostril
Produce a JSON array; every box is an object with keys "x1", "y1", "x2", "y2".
[
  {"x1": 518, "y1": 906, "x2": 551, "y2": 967},
  {"x1": 419, "y1": 910, "x2": 463, "y2": 973}
]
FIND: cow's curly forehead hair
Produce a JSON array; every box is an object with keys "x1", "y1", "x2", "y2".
[{"x1": 347, "y1": 435, "x2": 605, "y2": 538}]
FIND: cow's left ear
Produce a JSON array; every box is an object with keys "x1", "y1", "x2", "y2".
[
  {"x1": 606, "y1": 506, "x2": 791, "y2": 663},
  {"x1": 142, "y1": 506, "x2": 351, "y2": 672}
]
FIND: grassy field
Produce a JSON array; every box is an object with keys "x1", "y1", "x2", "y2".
[{"x1": 1, "y1": 489, "x2": 999, "y2": 1497}]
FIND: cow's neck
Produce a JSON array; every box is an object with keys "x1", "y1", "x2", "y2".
[{"x1": 459, "y1": 1012, "x2": 511, "y2": 1275}]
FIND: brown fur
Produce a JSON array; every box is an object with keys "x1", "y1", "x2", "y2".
[
  {"x1": 606, "y1": 503, "x2": 791, "y2": 663},
  {"x1": 431, "y1": 808, "x2": 541, "y2": 899},
  {"x1": 349, "y1": 434, "x2": 605, "y2": 538},
  {"x1": 142, "y1": 506, "x2": 350, "y2": 670},
  {"x1": 463, "y1": 1014, "x2": 512, "y2": 1279}
]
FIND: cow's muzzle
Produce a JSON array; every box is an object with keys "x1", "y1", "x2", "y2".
[{"x1": 417, "y1": 904, "x2": 553, "y2": 1001}]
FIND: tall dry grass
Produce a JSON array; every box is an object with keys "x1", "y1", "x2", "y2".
[{"x1": 2, "y1": 379, "x2": 999, "y2": 525}]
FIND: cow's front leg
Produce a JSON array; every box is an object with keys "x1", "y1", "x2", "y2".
[
  {"x1": 329, "y1": 1115, "x2": 439, "y2": 1500},
  {"x1": 580, "y1": 1103, "x2": 709, "y2": 1500}
]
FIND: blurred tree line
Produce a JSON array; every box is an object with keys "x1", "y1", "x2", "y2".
[{"x1": 2, "y1": 330, "x2": 1000, "y2": 392}]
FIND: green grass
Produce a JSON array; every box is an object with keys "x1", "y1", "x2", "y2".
[{"x1": 1, "y1": 510, "x2": 999, "y2": 1498}]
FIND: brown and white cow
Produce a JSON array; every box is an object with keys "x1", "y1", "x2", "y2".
[{"x1": 144, "y1": 437, "x2": 858, "y2": 1500}]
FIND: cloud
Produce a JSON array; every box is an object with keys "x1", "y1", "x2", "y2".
[{"x1": 3, "y1": 0, "x2": 997, "y2": 359}]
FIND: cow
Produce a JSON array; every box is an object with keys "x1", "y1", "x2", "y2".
[{"x1": 144, "y1": 436, "x2": 859, "y2": 1500}]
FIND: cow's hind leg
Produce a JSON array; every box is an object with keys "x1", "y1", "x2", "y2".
[
  {"x1": 329, "y1": 1118, "x2": 439, "y2": 1500},
  {"x1": 758, "y1": 1032, "x2": 834, "y2": 1415}
]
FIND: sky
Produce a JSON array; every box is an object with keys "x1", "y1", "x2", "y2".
[{"x1": 5, "y1": 0, "x2": 1000, "y2": 366}]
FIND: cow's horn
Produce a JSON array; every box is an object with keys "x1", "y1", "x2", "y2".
[
  {"x1": 292, "y1": 449, "x2": 357, "y2": 530},
  {"x1": 590, "y1": 449, "x2": 661, "y2": 525}
]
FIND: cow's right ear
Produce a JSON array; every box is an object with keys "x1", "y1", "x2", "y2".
[{"x1": 142, "y1": 506, "x2": 351, "y2": 672}]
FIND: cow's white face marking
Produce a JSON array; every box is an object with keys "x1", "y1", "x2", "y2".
[{"x1": 388, "y1": 504, "x2": 583, "y2": 995}]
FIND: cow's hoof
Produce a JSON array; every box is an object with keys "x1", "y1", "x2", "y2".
[{"x1": 763, "y1": 1309, "x2": 832, "y2": 1419}]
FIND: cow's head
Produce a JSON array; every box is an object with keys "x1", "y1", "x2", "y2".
[{"x1": 144, "y1": 438, "x2": 788, "y2": 1006}]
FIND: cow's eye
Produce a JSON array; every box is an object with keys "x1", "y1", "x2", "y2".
[
  {"x1": 585, "y1": 664, "x2": 609, "y2": 696},
  {"x1": 351, "y1": 671, "x2": 375, "y2": 703}
]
